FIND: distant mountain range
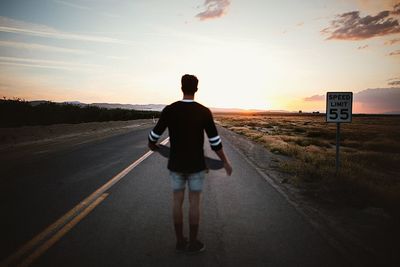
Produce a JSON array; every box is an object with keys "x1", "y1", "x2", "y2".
[
  {"x1": 28, "y1": 100, "x2": 274, "y2": 113},
  {"x1": 384, "y1": 111, "x2": 400, "y2": 115},
  {"x1": 90, "y1": 102, "x2": 166, "y2": 111}
]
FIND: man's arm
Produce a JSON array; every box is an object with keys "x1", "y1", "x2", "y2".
[
  {"x1": 205, "y1": 109, "x2": 232, "y2": 176},
  {"x1": 148, "y1": 107, "x2": 168, "y2": 150},
  {"x1": 214, "y1": 148, "x2": 232, "y2": 176}
]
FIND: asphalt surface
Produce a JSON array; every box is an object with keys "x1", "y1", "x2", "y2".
[{"x1": 0, "y1": 124, "x2": 346, "y2": 267}]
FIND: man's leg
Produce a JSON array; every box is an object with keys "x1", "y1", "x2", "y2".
[
  {"x1": 188, "y1": 191, "x2": 201, "y2": 242},
  {"x1": 170, "y1": 171, "x2": 187, "y2": 247},
  {"x1": 173, "y1": 190, "x2": 185, "y2": 242}
]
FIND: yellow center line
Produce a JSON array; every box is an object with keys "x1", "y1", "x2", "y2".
[
  {"x1": 18, "y1": 193, "x2": 109, "y2": 267},
  {"x1": 1, "y1": 137, "x2": 169, "y2": 267}
]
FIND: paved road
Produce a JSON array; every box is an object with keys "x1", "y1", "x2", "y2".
[{"x1": 0, "y1": 125, "x2": 346, "y2": 266}]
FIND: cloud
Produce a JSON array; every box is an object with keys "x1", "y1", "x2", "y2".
[
  {"x1": 384, "y1": 38, "x2": 400, "y2": 44},
  {"x1": 0, "y1": 16, "x2": 127, "y2": 44},
  {"x1": 304, "y1": 94, "x2": 325, "y2": 101},
  {"x1": 356, "y1": 0, "x2": 400, "y2": 12},
  {"x1": 394, "y1": 2, "x2": 400, "y2": 14},
  {"x1": 53, "y1": 0, "x2": 90, "y2": 10},
  {"x1": 389, "y1": 49, "x2": 400, "y2": 55},
  {"x1": 53, "y1": 0, "x2": 121, "y2": 18},
  {"x1": 0, "y1": 56, "x2": 102, "y2": 71},
  {"x1": 358, "y1": 44, "x2": 369, "y2": 49},
  {"x1": 354, "y1": 87, "x2": 400, "y2": 113},
  {"x1": 106, "y1": 56, "x2": 127, "y2": 60},
  {"x1": 388, "y1": 80, "x2": 400, "y2": 86},
  {"x1": 322, "y1": 4, "x2": 400, "y2": 40},
  {"x1": 388, "y1": 76, "x2": 400, "y2": 87},
  {"x1": 196, "y1": 0, "x2": 230, "y2": 21},
  {"x1": 0, "y1": 40, "x2": 90, "y2": 54}
]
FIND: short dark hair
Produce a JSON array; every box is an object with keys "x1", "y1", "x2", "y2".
[{"x1": 181, "y1": 74, "x2": 198, "y2": 94}]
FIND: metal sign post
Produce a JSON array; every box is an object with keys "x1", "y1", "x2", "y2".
[
  {"x1": 335, "y1": 122, "x2": 340, "y2": 174},
  {"x1": 326, "y1": 92, "x2": 353, "y2": 175}
]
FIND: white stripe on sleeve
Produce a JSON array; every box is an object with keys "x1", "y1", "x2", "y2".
[
  {"x1": 208, "y1": 135, "x2": 220, "y2": 142},
  {"x1": 210, "y1": 139, "x2": 222, "y2": 146},
  {"x1": 151, "y1": 131, "x2": 161, "y2": 139}
]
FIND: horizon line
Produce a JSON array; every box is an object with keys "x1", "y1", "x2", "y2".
[{"x1": 2, "y1": 97, "x2": 399, "y2": 115}]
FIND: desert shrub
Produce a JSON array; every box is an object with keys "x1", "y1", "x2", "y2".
[
  {"x1": 293, "y1": 126, "x2": 306, "y2": 133},
  {"x1": 308, "y1": 138, "x2": 332, "y2": 148},
  {"x1": 216, "y1": 113, "x2": 400, "y2": 215},
  {"x1": 341, "y1": 140, "x2": 363, "y2": 148},
  {"x1": 306, "y1": 130, "x2": 335, "y2": 139},
  {"x1": 228, "y1": 126, "x2": 249, "y2": 135},
  {"x1": 362, "y1": 139, "x2": 400, "y2": 154},
  {"x1": 272, "y1": 143, "x2": 303, "y2": 157},
  {"x1": 346, "y1": 151, "x2": 400, "y2": 174}
]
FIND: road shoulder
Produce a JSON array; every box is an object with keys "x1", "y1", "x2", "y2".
[
  {"x1": 0, "y1": 119, "x2": 154, "y2": 160},
  {"x1": 218, "y1": 125, "x2": 400, "y2": 267}
]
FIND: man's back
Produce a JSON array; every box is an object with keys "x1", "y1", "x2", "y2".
[{"x1": 152, "y1": 100, "x2": 220, "y2": 173}]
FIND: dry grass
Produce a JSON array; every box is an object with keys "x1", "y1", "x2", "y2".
[{"x1": 216, "y1": 113, "x2": 400, "y2": 215}]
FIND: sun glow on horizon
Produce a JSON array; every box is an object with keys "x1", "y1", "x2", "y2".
[{"x1": 0, "y1": 0, "x2": 399, "y2": 114}]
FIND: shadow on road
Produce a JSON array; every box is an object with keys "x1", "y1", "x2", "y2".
[{"x1": 156, "y1": 144, "x2": 224, "y2": 170}]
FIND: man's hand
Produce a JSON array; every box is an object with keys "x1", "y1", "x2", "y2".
[
  {"x1": 224, "y1": 161, "x2": 233, "y2": 176},
  {"x1": 214, "y1": 148, "x2": 232, "y2": 176},
  {"x1": 148, "y1": 142, "x2": 159, "y2": 151}
]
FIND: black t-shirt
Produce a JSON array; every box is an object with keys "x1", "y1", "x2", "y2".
[{"x1": 148, "y1": 100, "x2": 222, "y2": 173}]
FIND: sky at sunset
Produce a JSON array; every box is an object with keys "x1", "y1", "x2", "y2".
[{"x1": 0, "y1": 0, "x2": 400, "y2": 113}]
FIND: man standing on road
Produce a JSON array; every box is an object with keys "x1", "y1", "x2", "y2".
[{"x1": 148, "y1": 74, "x2": 232, "y2": 254}]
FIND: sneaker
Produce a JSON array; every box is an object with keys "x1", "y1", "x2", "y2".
[
  {"x1": 176, "y1": 238, "x2": 188, "y2": 253},
  {"x1": 187, "y1": 240, "x2": 205, "y2": 254}
]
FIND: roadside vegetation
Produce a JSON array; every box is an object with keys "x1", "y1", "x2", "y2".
[
  {"x1": 0, "y1": 98, "x2": 160, "y2": 127},
  {"x1": 216, "y1": 113, "x2": 400, "y2": 216}
]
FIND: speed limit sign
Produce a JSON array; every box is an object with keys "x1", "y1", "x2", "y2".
[
  {"x1": 326, "y1": 92, "x2": 353, "y2": 123},
  {"x1": 326, "y1": 92, "x2": 353, "y2": 174}
]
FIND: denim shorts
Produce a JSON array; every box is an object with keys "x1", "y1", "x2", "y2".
[{"x1": 170, "y1": 170, "x2": 206, "y2": 192}]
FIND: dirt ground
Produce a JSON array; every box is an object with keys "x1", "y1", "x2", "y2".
[{"x1": 217, "y1": 125, "x2": 400, "y2": 266}]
